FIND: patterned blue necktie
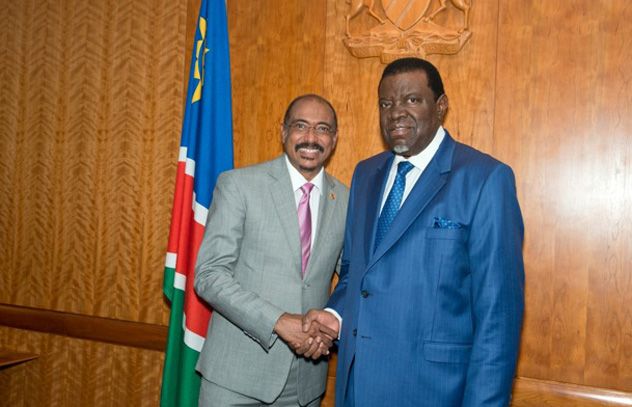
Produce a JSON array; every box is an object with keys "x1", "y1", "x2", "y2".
[{"x1": 374, "y1": 161, "x2": 414, "y2": 251}]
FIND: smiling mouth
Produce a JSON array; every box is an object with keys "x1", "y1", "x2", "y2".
[{"x1": 295, "y1": 143, "x2": 324, "y2": 154}]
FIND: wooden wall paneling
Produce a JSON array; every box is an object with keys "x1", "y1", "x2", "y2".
[
  {"x1": 324, "y1": 0, "x2": 386, "y2": 185},
  {"x1": 55, "y1": 0, "x2": 110, "y2": 318},
  {"x1": 494, "y1": 1, "x2": 559, "y2": 382},
  {"x1": 426, "y1": 0, "x2": 499, "y2": 156},
  {"x1": 82, "y1": 0, "x2": 185, "y2": 323},
  {"x1": 0, "y1": 360, "x2": 33, "y2": 407},
  {"x1": 0, "y1": 0, "x2": 186, "y2": 324},
  {"x1": 228, "y1": 0, "x2": 328, "y2": 169},
  {"x1": 0, "y1": 0, "x2": 24, "y2": 306},
  {"x1": 494, "y1": 0, "x2": 632, "y2": 392},
  {"x1": 580, "y1": 1, "x2": 632, "y2": 391},
  {"x1": 0, "y1": 0, "x2": 65, "y2": 309},
  {"x1": 0, "y1": 326, "x2": 164, "y2": 407},
  {"x1": 134, "y1": 0, "x2": 188, "y2": 325}
]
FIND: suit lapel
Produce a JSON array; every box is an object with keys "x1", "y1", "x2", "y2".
[
  {"x1": 268, "y1": 157, "x2": 302, "y2": 273},
  {"x1": 304, "y1": 173, "x2": 338, "y2": 281},
  {"x1": 369, "y1": 135, "x2": 456, "y2": 268}
]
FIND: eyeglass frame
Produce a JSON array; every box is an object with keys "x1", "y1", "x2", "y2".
[{"x1": 283, "y1": 120, "x2": 337, "y2": 136}]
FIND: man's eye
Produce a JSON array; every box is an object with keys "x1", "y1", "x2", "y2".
[
  {"x1": 379, "y1": 101, "x2": 390, "y2": 108},
  {"x1": 408, "y1": 97, "x2": 419, "y2": 103},
  {"x1": 315, "y1": 125, "x2": 331, "y2": 134},
  {"x1": 294, "y1": 123, "x2": 308, "y2": 130}
]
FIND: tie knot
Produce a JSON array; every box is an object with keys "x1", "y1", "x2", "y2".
[
  {"x1": 397, "y1": 161, "x2": 414, "y2": 177},
  {"x1": 301, "y1": 183, "x2": 314, "y2": 195}
]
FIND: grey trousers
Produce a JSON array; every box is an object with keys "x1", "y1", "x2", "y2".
[{"x1": 199, "y1": 358, "x2": 321, "y2": 407}]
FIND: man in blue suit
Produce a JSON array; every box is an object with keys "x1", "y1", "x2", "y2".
[{"x1": 303, "y1": 58, "x2": 525, "y2": 406}]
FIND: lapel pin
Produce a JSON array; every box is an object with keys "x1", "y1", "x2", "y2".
[{"x1": 329, "y1": 192, "x2": 336, "y2": 200}]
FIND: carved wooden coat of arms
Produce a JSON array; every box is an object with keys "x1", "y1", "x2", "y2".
[{"x1": 344, "y1": 0, "x2": 472, "y2": 62}]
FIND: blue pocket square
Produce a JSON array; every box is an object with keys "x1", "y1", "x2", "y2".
[{"x1": 433, "y1": 217, "x2": 463, "y2": 229}]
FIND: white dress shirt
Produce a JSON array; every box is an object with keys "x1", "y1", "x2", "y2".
[{"x1": 378, "y1": 126, "x2": 445, "y2": 213}]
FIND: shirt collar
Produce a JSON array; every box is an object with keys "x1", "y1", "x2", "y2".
[
  {"x1": 284, "y1": 155, "x2": 324, "y2": 194},
  {"x1": 392, "y1": 126, "x2": 445, "y2": 169}
]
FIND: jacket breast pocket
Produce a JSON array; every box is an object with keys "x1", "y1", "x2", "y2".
[
  {"x1": 424, "y1": 227, "x2": 468, "y2": 261},
  {"x1": 425, "y1": 227, "x2": 468, "y2": 241},
  {"x1": 423, "y1": 342, "x2": 472, "y2": 364}
]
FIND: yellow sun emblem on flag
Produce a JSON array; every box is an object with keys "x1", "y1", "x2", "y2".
[{"x1": 192, "y1": 17, "x2": 209, "y2": 104}]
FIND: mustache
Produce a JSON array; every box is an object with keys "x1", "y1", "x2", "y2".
[{"x1": 295, "y1": 142, "x2": 324, "y2": 153}]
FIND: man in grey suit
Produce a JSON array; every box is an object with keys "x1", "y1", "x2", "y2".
[{"x1": 194, "y1": 94, "x2": 349, "y2": 406}]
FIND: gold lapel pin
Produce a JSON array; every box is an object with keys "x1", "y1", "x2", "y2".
[{"x1": 329, "y1": 192, "x2": 336, "y2": 200}]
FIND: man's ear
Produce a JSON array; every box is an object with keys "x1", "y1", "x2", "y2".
[{"x1": 437, "y1": 94, "x2": 449, "y2": 121}]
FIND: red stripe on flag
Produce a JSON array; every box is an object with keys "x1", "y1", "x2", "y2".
[
  {"x1": 174, "y1": 172, "x2": 194, "y2": 277},
  {"x1": 172, "y1": 170, "x2": 212, "y2": 337},
  {"x1": 167, "y1": 161, "x2": 187, "y2": 254},
  {"x1": 184, "y1": 219, "x2": 211, "y2": 336}
]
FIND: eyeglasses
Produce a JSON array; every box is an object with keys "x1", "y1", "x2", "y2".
[{"x1": 285, "y1": 122, "x2": 336, "y2": 136}]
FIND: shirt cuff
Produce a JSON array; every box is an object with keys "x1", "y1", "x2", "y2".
[{"x1": 324, "y1": 308, "x2": 342, "y2": 340}]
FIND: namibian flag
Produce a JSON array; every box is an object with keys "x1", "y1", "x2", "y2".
[{"x1": 160, "y1": 0, "x2": 233, "y2": 405}]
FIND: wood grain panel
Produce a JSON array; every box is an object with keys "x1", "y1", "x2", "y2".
[
  {"x1": 323, "y1": 0, "x2": 386, "y2": 185},
  {"x1": 228, "y1": 0, "x2": 328, "y2": 168},
  {"x1": 494, "y1": 0, "x2": 632, "y2": 391},
  {"x1": 0, "y1": 360, "x2": 34, "y2": 407},
  {"x1": 0, "y1": 0, "x2": 22, "y2": 304},
  {"x1": 0, "y1": 0, "x2": 186, "y2": 324},
  {"x1": 0, "y1": 326, "x2": 164, "y2": 407},
  {"x1": 428, "y1": 0, "x2": 499, "y2": 155}
]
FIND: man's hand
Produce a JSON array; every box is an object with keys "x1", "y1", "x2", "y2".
[
  {"x1": 298, "y1": 309, "x2": 340, "y2": 359},
  {"x1": 274, "y1": 313, "x2": 335, "y2": 359},
  {"x1": 302, "y1": 309, "x2": 340, "y2": 337},
  {"x1": 295, "y1": 315, "x2": 338, "y2": 359}
]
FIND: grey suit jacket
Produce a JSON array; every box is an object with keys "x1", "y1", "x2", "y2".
[{"x1": 194, "y1": 155, "x2": 349, "y2": 404}]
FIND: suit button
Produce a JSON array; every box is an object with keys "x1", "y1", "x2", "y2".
[
  {"x1": 361, "y1": 290, "x2": 369, "y2": 298},
  {"x1": 352, "y1": 329, "x2": 357, "y2": 336}
]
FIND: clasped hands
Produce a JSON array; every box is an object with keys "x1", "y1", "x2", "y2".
[{"x1": 274, "y1": 309, "x2": 340, "y2": 360}]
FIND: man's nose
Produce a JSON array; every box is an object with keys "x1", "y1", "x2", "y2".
[
  {"x1": 303, "y1": 128, "x2": 319, "y2": 140},
  {"x1": 389, "y1": 104, "x2": 406, "y2": 119}
]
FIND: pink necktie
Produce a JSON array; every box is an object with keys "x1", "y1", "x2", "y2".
[{"x1": 298, "y1": 183, "x2": 314, "y2": 278}]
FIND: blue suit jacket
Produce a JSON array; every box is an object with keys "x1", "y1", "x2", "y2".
[{"x1": 328, "y1": 133, "x2": 525, "y2": 406}]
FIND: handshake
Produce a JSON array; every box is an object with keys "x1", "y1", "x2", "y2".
[{"x1": 273, "y1": 309, "x2": 340, "y2": 360}]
